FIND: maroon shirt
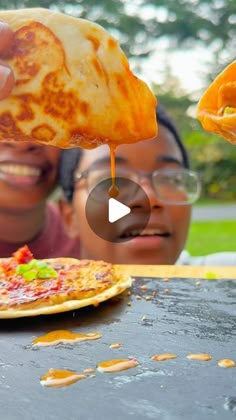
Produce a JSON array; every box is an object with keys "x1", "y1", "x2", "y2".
[{"x1": 0, "y1": 202, "x2": 81, "y2": 259}]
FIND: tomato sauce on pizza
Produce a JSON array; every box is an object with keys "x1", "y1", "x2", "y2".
[{"x1": 0, "y1": 245, "x2": 132, "y2": 318}]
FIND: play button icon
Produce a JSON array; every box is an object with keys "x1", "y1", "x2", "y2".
[
  {"x1": 108, "y1": 198, "x2": 131, "y2": 223},
  {"x1": 85, "y1": 177, "x2": 151, "y2": 242}
]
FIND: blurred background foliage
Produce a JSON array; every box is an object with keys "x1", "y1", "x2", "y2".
[{"x1": 1, "y1": 0, "x2": 235, "y2": 201}]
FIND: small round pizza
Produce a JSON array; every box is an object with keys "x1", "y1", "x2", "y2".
[
  {"x1": 197, "y1": 60, "x2": 236, "y2": 145},
  {"x1": 0, "y1": 8, "x2": 157, "y2": 149},
  {"x1": 0, "y1": 245, "x2": 132, "y2": 318}
]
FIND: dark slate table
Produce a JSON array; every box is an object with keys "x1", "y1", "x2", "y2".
[{"x1": 0, "y1": 276, "x2": 235, "y2": 420}]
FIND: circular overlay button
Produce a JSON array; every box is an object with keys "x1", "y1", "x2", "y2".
[{"x1": 85, "y1": 177, "x2": 151, "y2": 242}]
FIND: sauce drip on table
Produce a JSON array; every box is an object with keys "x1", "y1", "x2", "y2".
[
  {"x1": 218, "y1": 359, "x2": 236, "y2": 368},
  {"x1": 187, "y1": 353, "x2": 212, "y2": 361},
  {"x1": 151, "y1": 353, "x2": 178, "y2": 362},
  {"x1": 40, "y1": 368, "x2": 86, "y2": 388},
  {"x1": 33, "y1": 330, "x2": 102, "y2": 347},
  {"x1": 97, "y1": 358, "x2": 139, "y2": 373}
]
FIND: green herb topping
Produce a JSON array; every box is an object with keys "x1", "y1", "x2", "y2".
[{"x1": 16, "y1": 259, "x2": 57, "y2": 281}]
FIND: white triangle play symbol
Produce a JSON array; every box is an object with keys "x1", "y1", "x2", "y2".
[{"x1": 108, "y1": 198, "x2": 131, "y2": 223}]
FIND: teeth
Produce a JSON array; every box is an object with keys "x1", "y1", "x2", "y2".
[
  {"x1": 0, "y1": 164, "x2": 41, "y2": 176},
  {"x1": 129, "y1": 229, "x2": 142, "y2": 237},
  {"x1": 123, "y1": 228, "x2": 164, "y2": 238},
  {"x1": 141, "y1": 228, "x2": 163, "y2": 236}
]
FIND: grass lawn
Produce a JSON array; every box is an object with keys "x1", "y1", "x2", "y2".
[
  {"x1": 185, "y1": 220, "x2": 236, "y2": 255},
  {"x1": 196, "y1": 199, "x2": 236, "y2": 206}
]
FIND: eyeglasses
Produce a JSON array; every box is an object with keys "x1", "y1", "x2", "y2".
[{"x1": 74, "y1": 166, "x2": 201, "y2": 205}]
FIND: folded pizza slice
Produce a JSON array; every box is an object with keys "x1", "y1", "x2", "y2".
[
  {"x1": 197, "y1": 60, "x2": 236, "y2": 144},
  {"x1": 0, "y1": 8, "x2": 157, "y2": 149}
]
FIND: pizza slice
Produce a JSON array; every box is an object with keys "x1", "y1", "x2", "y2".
[
  {"x1": 0, "y1": 8, "x2": 157, "y2": 149},
  {"x1": 197, "y1": 60, "x2": 236, "y2": 144},
  {"x1": 0, "y1": 245, "x2": 132, "y2": 318}
]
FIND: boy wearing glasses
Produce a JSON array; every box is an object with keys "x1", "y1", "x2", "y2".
[
  {"x1": 59, "y1": 105, "x2": 236, "y2": 265},
  {"x1": 59, "y1": 106, "x2": 193, "y2": 264}
]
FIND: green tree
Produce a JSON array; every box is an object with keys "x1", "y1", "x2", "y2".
[{"x1": 1, "y1": 0, "x2": 235, "y2": 76}]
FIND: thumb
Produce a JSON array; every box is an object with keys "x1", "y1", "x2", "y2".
[{"x1": 0, "y1": 65, "x2": 14, "y2": 99}]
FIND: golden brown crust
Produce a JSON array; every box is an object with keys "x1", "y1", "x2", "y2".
[
  {"x1": 197, "y1": 60, "x2": 236, "y2": 144},
  {"x1": 0, "y1": 8, "x2": 157, "y2": 149}
]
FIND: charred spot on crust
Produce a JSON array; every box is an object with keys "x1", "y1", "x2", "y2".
[
  {"x1": 32, "y1": 124, "x2": 56, "y2": 142},
  {"x1": 78, "y1": 101, "x2": 89, "y2": 116},
  {"x1": 91, "y1": 57, "x2": 103, "y2": 78},
  {"x1": 0, "y1": 113, "x2": 24, "y2": 139},
  {"x1": 42, "y1": 72, "x2": 82, "y2": 122},
  {"x1": 13, "y1": 22, "x2": 70, "y2": 76},
  {"x1": 87, "y1": 35, "x2": 101, "y2": 51},
  {"x1": 16, "y1": 94, "x2": 34, "y2": 121},
  {"x1": 43, "y1": 72, "x2": 65, "y2": 92},
  {"x1": 107, "y1": 38, "x2": 117, "y2": 50}
]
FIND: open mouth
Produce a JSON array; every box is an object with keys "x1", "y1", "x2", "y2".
[
  {"x1": 120, "y1": 227, "x2": 170, "y2": 240},
  {"x1": 0, "y1": 162, "x2": 48, "y2": 187}
]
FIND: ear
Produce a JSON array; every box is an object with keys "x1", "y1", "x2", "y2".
[{"x1": 58, "y1": 197, "x2": 79, "y2": 239}]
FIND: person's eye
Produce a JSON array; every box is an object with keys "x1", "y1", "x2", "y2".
[
  {"x1": 158, "y1": 172, "x2": 184, "y2": 186},
  {"x1": 172, "y1": 175, "x2": 183, "y2": 184}
]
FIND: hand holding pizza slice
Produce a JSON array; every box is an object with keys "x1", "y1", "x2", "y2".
[
  {"x1": 0, "y1": 21, "x2": 15, "y2": 99},
  {"x1": 197, "y1": 60, "x2": 236, "y2": 145},
  {"x1": 0, "y1": 8, "x2": 157, "y2": 149}
]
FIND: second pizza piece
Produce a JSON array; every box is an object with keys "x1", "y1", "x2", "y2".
[{"x1": 197, "y1": 60, "x2": 236, "y2": 145}]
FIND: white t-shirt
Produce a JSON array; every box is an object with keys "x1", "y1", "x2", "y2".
[{"x1": 177, "y1": 250, "x2": 236, "y2": 266}]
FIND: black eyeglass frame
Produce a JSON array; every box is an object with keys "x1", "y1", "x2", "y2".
[{"x1": 74, "y1": 166, "x2": 201, "y2": 205}]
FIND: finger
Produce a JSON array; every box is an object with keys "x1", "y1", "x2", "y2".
[
  {"x1": 0, "y1": 65, "x2": 15, "y2": 99},
  {"x1": 0, "y1": 21, "x2": 13, "y2": 53}
]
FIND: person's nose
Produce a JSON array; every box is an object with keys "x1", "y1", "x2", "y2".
[
  {"x1": 140, "y1": 178, "x2": 164, "y2": 208},
  {"x1": 129, "y1": 177, "x2": 164, "y2": 210}
]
